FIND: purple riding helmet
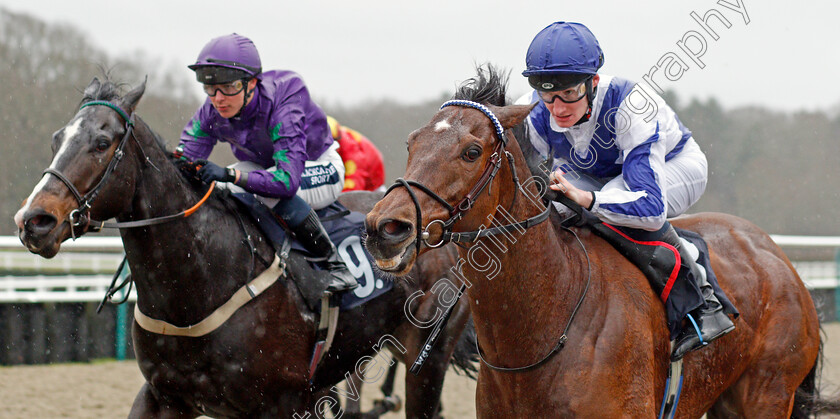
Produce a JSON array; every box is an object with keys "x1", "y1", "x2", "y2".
[{"x1": 189, "y1": 33, "x2": 262, "y2": 84}]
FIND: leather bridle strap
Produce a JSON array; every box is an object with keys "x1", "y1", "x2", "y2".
[
  {"x1": 443, "y1": 205, "x2": 551, "y2": 243},
  {"x1": 41, "y1": 101, "x2": 135, "y2": 238},
  {"x1": 43, "y1": 100, "x2": 214, "y2": 235},
  {"x1": 385, "y1": 100, "x2": 550, "y2": 249}
]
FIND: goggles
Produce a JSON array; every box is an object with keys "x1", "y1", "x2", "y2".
[
  {"x1": 537, "y1": 80, "x2": 588, "y2": 104},
  {"x1": 202, "y1": 79, "x2": 246, "y2": 97}
]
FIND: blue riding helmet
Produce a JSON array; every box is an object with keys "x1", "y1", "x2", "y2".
[
  {"x1": 523, "y1": 22, "x2": 604, "y2": 92},
  {"x1": 189, "y1": 33, "x2": 262, "y2": 84}
]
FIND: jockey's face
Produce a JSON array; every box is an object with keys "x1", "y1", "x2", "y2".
[
  {"x1": 543, "y1": 74, "x2": 599, "y2": 128},
  {"x1": 207, "y1": 78, "x2": 258, "y2": 119}
]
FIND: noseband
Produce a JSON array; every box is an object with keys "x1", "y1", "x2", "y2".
[
  {"x1": 41, "y1": 100, "x2": 214, "y2": 239},
  {"x1": 41, "y1": 101, "x2": 136, "y2": 238},
  {"x1": 384, "y1": 100, "x2": 550, "y2": 255}
]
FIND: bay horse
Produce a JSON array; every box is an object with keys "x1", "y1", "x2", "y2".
[
  {"x1": 364, "y1": 66, "x2": 840, "y2": 417},
  {"x1": 14, "y1": 77, "x2": 474, "y2": 418}
]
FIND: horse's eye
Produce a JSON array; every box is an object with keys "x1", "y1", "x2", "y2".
[
  {"x1": 462, "y1": 145, "x2": 482, "y2": 162},
  {"x1": 95, "y1": 138, "x2": 111, "y2": 152}
]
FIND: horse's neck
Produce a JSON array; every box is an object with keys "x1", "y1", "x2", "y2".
[
  {"x1": 120, "y1": 123, "x2": 267, "y2": 323},
  {"x1": 461, "y1": 198, "x2": 589, "y2": 365}
]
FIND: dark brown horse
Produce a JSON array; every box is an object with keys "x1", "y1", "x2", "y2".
[
  {"x1": 14, "y1": 77, "x2": 474, "y2": 418},
  {"x1": 364, "y1": 67, "x2": 840, "y2": 417}
]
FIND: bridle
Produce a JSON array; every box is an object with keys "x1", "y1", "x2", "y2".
[
  {"x1": 41, "y1": 100, "x2": 214, "y2": 240},
  {"x1": 384, "y1": 100, "x2": 551, "y2": 255},
  {"x1": 387, "y1": 100, "x2": 590, "y2": 373}
]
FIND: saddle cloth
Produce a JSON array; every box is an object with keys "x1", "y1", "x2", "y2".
[
  {"x1": 553, "y1": 196, "x2": 739, "y2": 339},
  {"x1": 230, "y1": 192, "x2": 393, "y2": 311},
  {"x1": 591, "y1": 220, "x2": 739, "y2": 339}
]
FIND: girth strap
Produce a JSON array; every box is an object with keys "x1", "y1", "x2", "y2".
[{"x1": 134, "y1": 254, "x2": 284, "y2": 337}]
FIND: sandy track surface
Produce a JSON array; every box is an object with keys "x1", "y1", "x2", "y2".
[{"x1": 1, "y1": 323, "x2": 838, "y2": 418}]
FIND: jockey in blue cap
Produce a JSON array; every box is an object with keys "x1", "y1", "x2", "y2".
[
  {"x1": 517, "y1": 22, "x2": 734, "y2": 360},
  {"x1": 177, "y1": 33, "x2": 358, "y2": 293}
]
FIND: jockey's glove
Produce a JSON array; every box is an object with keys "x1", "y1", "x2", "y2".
[{"x1": 196, "y1": 160, "x2": 237, "y2": 184}]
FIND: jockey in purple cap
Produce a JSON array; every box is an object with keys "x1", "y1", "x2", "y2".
[
  {"x1": 177, "y1": 33, "x2": 357, "y2": 293},
  {"x1": 517, "y1": 22, "x2": 734, "y2": 360}
]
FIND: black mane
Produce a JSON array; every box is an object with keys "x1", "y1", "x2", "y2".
[
  {"x1": 452, "y1": 64, "x2": 509, "y2": 106},
  {"x1": 79, "y1": 75, "x2": 170, "y2": 154},
  {"x1": 453, "y1": 65, "x2": 555, "y2": 199},
  {"x1": 79, "y1": 76, "x2": 127, "y2": 103}
]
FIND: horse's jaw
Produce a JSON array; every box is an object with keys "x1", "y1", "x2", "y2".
[{"x1": 365, "y1": 235, "x2": 417, "y2": 277}]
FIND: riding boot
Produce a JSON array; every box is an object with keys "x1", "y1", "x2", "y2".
[
  {"x1": 662, "y1": 226, "x2": 735, "y2": 361},
  {"x1": 290, "y1": 209, "x2": 359, "y2": 293}
]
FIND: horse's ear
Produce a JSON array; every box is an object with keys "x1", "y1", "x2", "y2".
[
  {"x1": 122, "y1": 76, "x2": 147, "y2": 113},
  {"x1": 491, "y1": 103, "x2": 538, "y2": 129},
  {"x1": 83, "y1": 77, "x2": 101, "y2": 99}
]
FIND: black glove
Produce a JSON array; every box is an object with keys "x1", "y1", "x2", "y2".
[{"x1": 196, "y1": 160, "x2": 236, "y2": 183}]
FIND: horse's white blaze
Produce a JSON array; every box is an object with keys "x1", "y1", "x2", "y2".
[
  {"x1": 15, "y1": 117, "x2": 83, "y2": 220},
  {"x1": 50, "y1": 117, "x2": 82, "y2": 170},
  {"x1": 434, "y1": 119, "x2": 451, "y2": 132}
]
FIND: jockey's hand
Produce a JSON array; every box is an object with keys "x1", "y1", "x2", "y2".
[
  {"x1": 195, "y1": 160, "x2": 236, "y2": 184},
  {"x1": 549, "y1": 169, "x2": 594, "y2": 209},
  {"x1": 173, "y1": 157, "x2": 200, "y2": 178}
]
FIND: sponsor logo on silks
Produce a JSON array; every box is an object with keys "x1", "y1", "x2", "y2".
[
  {"x1": 270, "y1": 122, "x2": 284, "y2": 142},
  {"x1": 302, "y1": 165, "x2": 338, "y2": 178},
  {"x1": 300, "y1": 164, "x2": 340, "y2": 190},
  {"x1": 186, "y1": 119, "x2": 209, "y2": 139}
]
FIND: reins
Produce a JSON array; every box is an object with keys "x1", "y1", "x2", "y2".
[
  {"x1": 475, "y1": 224, "x2": 591, "y2": 372},
  {"x1": 395, "y1": 100, "x2": 588, "y2": 374}
]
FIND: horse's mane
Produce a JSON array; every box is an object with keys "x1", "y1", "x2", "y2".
[
  {"x1": 80, "y1": 76, "x2": 125, "y2": 104},
  {"x1": 453, "y1": 64, "x2": 557, "y2": 200},
  {"x1": 452, "y1": 64, "x2": 509, "y2": 106},
  {"x1": 79, "y1": 75, "x2": 170, "y2": 154}
]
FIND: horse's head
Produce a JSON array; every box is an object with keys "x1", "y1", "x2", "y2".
[
  {"x1": 14, "y1": 77, "x2": 146, "y2": 257},
  {"x1": 365, "y1": 95, "x2": 535, "y2": 276}
]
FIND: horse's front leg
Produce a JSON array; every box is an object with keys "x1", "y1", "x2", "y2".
[{"x1": 128, "y1": 383, "x2": 197, "y2": 419}]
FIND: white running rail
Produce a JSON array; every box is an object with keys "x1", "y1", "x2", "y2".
[{"x1": 0, "y1": 235, "x2": 836, "y2": 303}]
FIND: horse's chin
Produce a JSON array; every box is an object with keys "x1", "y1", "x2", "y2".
[
  {"x1": 19, "y1": 225, "x2": 67, "y2": 259},
  {"x1": 371, "y1": 241, "x2": 417, "y2": 277}
]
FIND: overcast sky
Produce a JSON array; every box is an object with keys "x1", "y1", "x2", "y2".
[{"x1": 2, "y1": 0, "x2": 837, "y2": 112}]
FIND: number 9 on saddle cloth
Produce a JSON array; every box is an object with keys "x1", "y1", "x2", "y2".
[{"x1": 221, "y1": 185, "x2": 393, "y2": 312}]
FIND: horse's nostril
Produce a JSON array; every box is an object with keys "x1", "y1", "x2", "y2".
[
  {"x1": 380, "y1": 219, "x2": 413, "y2": 241},
  {"x1": 383, "y1": 221, "x2": 400, "y2": 235},
  {"x1": 24, "y1": 211, "x2": 58, "y2": 234}
]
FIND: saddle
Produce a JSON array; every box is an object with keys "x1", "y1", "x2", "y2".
[
  {"x1": 228, "y1": 192, "x2": 392, "y2": 312},
  {"x1": 553, "y1": 195, "x2": 738, "y2": 339},
  {"x1": 229, "y1": 191, "x2": 396, "y2": 379}
]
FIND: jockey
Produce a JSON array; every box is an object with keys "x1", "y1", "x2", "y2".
[
  {"x1": 177, "y1": 33, "x2": 358, "y2": 293},
  {"x1": 326, "y1": 116, "x2": 386, "y2": 192},
  {"x1": 517, "y1": 22, "x2": 734, "y2": 360}
]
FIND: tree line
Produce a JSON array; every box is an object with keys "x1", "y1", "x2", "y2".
[{"x1": 1, "y1": 8, "x2": 837, "y2": 243}]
